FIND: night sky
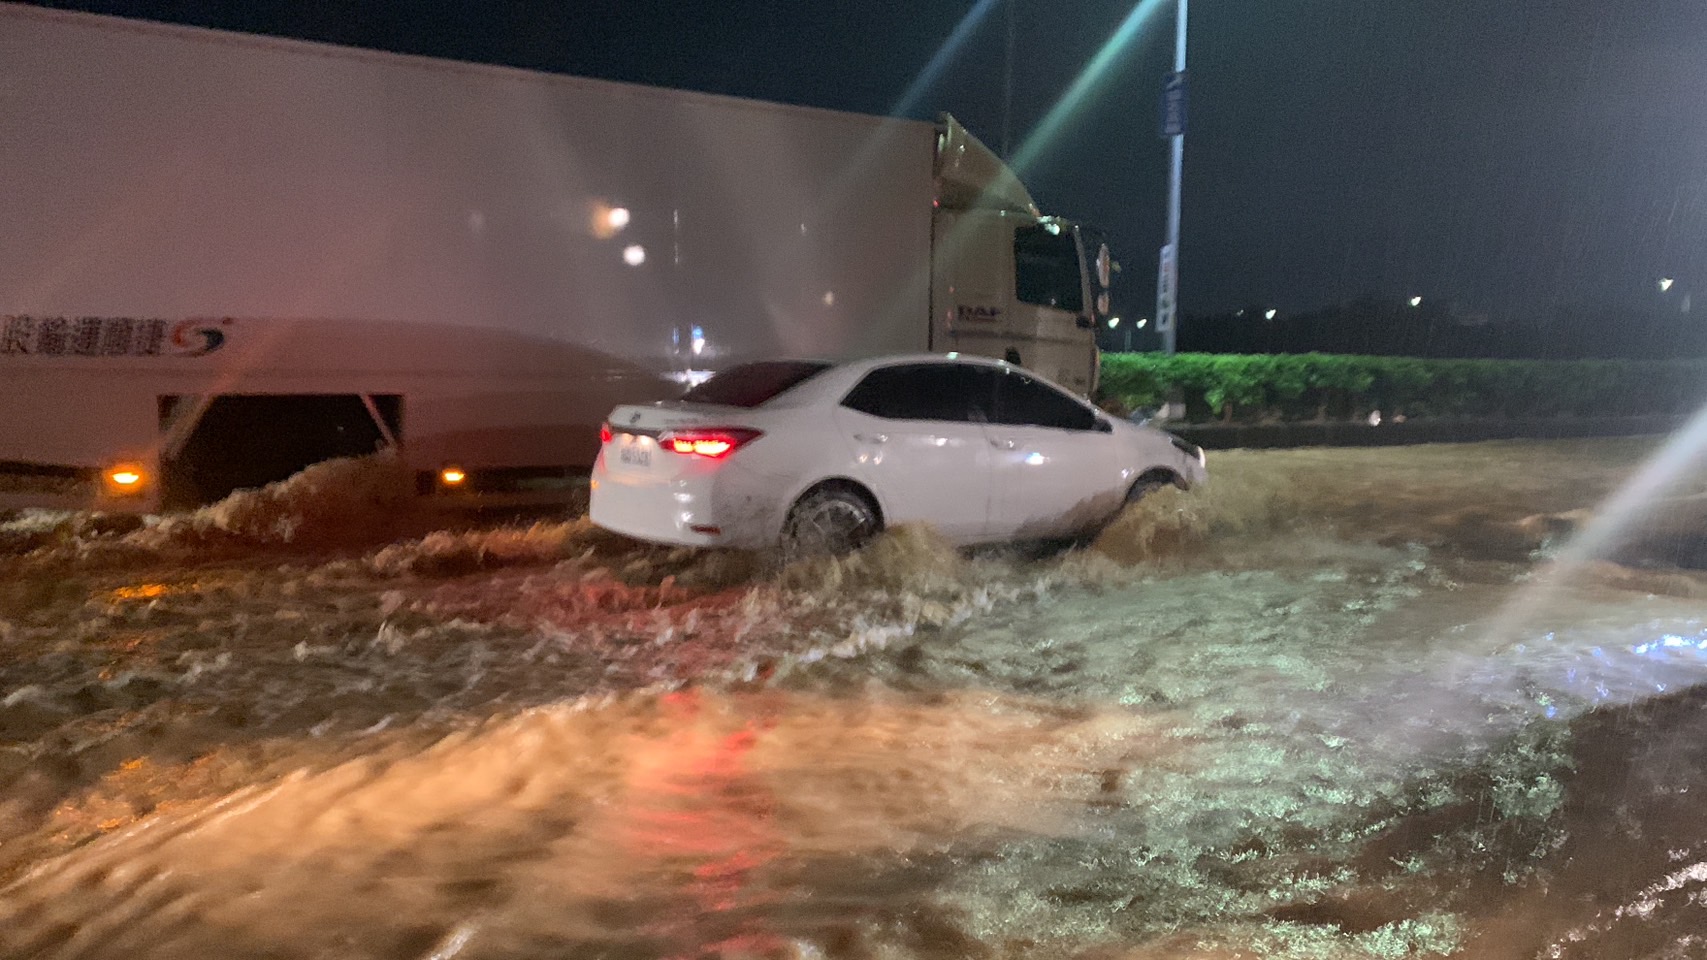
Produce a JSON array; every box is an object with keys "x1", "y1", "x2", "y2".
[{"x1": 19, "y1": 0, "x2": 1707, "y2": 323}]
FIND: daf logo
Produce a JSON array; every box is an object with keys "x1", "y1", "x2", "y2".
[{"x1": 629, "y1": 412, "x2": 642, "y2": 424}]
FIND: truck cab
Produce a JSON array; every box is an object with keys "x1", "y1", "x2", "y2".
[
  {"x1": 929, "y1": 118, "x2": 1110, "y2": 395},
  {"x1": 929, "y1": 210, "x2": 1111, "y2": 395}
]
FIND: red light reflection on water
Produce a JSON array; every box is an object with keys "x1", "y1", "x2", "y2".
[{"x1": 624, "y1": 690, "x2": 790, "y2": 954}]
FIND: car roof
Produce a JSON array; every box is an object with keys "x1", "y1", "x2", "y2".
[
  {"x1": 750, "y1": 352, "x2": 1079, "y2": 409},
  {"x1": 752, "y1": 352, "x2": 1020, "y2": 378},
  {"x1": 838, "y1": 352, "x2": 1015, "y2": 373}
]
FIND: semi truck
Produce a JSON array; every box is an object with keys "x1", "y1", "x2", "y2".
[{"x1": 0, "y1": 3, "x2": 1115, "y2": 512}]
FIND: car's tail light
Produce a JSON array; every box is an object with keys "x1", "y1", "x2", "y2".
[
  {"x1": 660, "y1": 428, "x2": 762, "y2": 459},
  {"x1": 600, "y1": 423, "x2": 614, "y2": 444}
]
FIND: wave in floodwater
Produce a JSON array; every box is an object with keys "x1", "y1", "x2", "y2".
[
  {"x1": 6, "y1": 437, "x2": 1707, "y2": 957},
  {"x1": 10, "y1": 554, "x2": 1707, "y2": 959},
  {"x1": 3, "y1": 437, "x2": 1676, "y2": 570},
  {"x1": 0, "y1": 686, "x2": 1188, "y2": 959}
]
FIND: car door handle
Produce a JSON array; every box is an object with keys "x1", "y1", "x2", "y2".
[
  {"x1": 854, "y1": 433, "x2": 887, "y2": 444},
  {"x1": 990, "y1": 438, "x2": 1016, "y2": 449}
]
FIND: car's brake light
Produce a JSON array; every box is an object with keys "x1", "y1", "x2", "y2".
[
  {"x1": 600, "y1": 423, "x2": 614, "y2": 444},
  {"x1": 660, "y1": 428, "x2": 762, "y2": 459}
]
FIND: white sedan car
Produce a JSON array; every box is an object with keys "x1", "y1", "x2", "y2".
[{"x1": 590, "y1": 354, "x2": 1207, "y2": 554}]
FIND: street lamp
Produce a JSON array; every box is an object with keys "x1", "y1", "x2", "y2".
[
  {"x1": 1409, "y1": 296, "x2": 1423, "y2": 307},
  {"x1": 1157, "y1": 0, "x2": 1187, "y2": 356},
  {"x1": 1106, "y1": 316, "x2": 1134, "y2": 351}
]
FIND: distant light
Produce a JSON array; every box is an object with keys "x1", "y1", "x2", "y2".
[
  {"x1": 1107, "y1": 316, "x2": 1119, "y2": 329},
  {"x1": 823, "y1": 291, "x2": 835, "y2": 307},
  {"x1": 1660, "y1": 277, "x2": 1676, "y2": 292},
  {"x1": 946, "y1": 352, "x2": 959, "y2": 359},
  {"x1": 591, "y1": 202, "x2": 629, "y2": 238},
  {"x1": 1265, "y1": 308, "x2": 1278, "y2": 321},
  {"x1": 1409, "y1": 296, "x2": 1423, "y2": 307},
  {"x1": 1137, "y1": 317, "x2": 1150, "y2": 329},
  {"x1": 439, "y1": 466, "x2": 467, "y2": 487},
  {"x1": 623, "y1": 244, "x2": 646, "y2": 266},
  {"x1": 1024, "y1": 452, "x2": 1046, "y2": 465},
  {"x1": 690, "y1": 324, "x2": 706, "y2": 356}
]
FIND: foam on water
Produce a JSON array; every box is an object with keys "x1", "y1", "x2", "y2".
[
  {"x1": 1, "y1": 454, "x2": 425, "y2": 571},
  {"x1": 143, "y1": 452, "x2": 421, "y2": 549}
]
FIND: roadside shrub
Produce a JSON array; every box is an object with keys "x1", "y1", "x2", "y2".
[{"x1": 1097, "y1": 353, "x2": 1707, "y2": 424}]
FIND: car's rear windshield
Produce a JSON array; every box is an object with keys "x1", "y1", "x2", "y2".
[{"x1": 680, "y1": 360, "x2": 832, "y2": 408}]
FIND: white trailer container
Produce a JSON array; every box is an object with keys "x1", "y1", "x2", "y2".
[{"x1": 0, "y1": 3, "x2": 1113, "y2": 511}]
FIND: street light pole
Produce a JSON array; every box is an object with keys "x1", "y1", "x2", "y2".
[
  {"x1": 1158, "y1": 0, "x2": 1187, "y2": 355},
  {"x1": 1001, "y1": 0, "x2": 1016, "y2": 159}
]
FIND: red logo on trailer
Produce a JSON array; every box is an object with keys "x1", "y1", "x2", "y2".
[{"x1": 169, "y1": 318, "x2": 232, "y2": 356}]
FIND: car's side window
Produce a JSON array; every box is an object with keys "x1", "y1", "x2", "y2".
[
  {"x1": 994, "y1": 371, "x2": 1097, "y2": 430},
  {"x1": 841, "y1": 364, "x2": 996, "y2": 422}
]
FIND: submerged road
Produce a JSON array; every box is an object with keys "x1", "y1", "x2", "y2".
[{"x1": 4, "y1": 437, "x2": 1707, "y2": 958}]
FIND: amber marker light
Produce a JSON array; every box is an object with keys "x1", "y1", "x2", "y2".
[{"x1": 104, "y1": 463, "x2": 147, "y2": 495}]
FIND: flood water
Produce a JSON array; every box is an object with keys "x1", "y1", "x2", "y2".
[{"x1": 5, "y1": 438, "x2": 1707, "y2": 959}]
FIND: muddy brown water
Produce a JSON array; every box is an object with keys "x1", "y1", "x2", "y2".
[{"x1": 4, "y1": 438, "x2": 1707, "y2": 958}]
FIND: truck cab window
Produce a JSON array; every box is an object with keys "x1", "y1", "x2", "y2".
[
  {"x1": 1014, "y1": 223, "x2": 1085, "y2": 314},
  {"x1": 842, "y1": 364, "x2": 996, "y2": 422}
]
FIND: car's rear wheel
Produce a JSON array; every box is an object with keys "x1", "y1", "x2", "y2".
[{"x1": 781, "y1": 484, "x2": 881, "y2": 557}]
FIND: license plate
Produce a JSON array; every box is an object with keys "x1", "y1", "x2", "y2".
[{"x1": 618, "y1": 442, "x2": 651, "y2": 467}]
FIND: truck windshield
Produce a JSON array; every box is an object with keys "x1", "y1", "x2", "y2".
[{"x1": 680, "y1": 360, "x2": 832, "y2": 408}]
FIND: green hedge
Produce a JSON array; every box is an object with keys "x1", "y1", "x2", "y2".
[{"x1": 1096, "y1": 353, "x2": 1707, "y2": 423}]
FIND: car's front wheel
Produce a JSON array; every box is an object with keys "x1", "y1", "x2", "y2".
[
  {"x1": 1125, "y1": 473, "x2": 1178, "y2": 505},
  {"x1": 781, "y1": 484, "x2": 881, "y2": 557}
]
